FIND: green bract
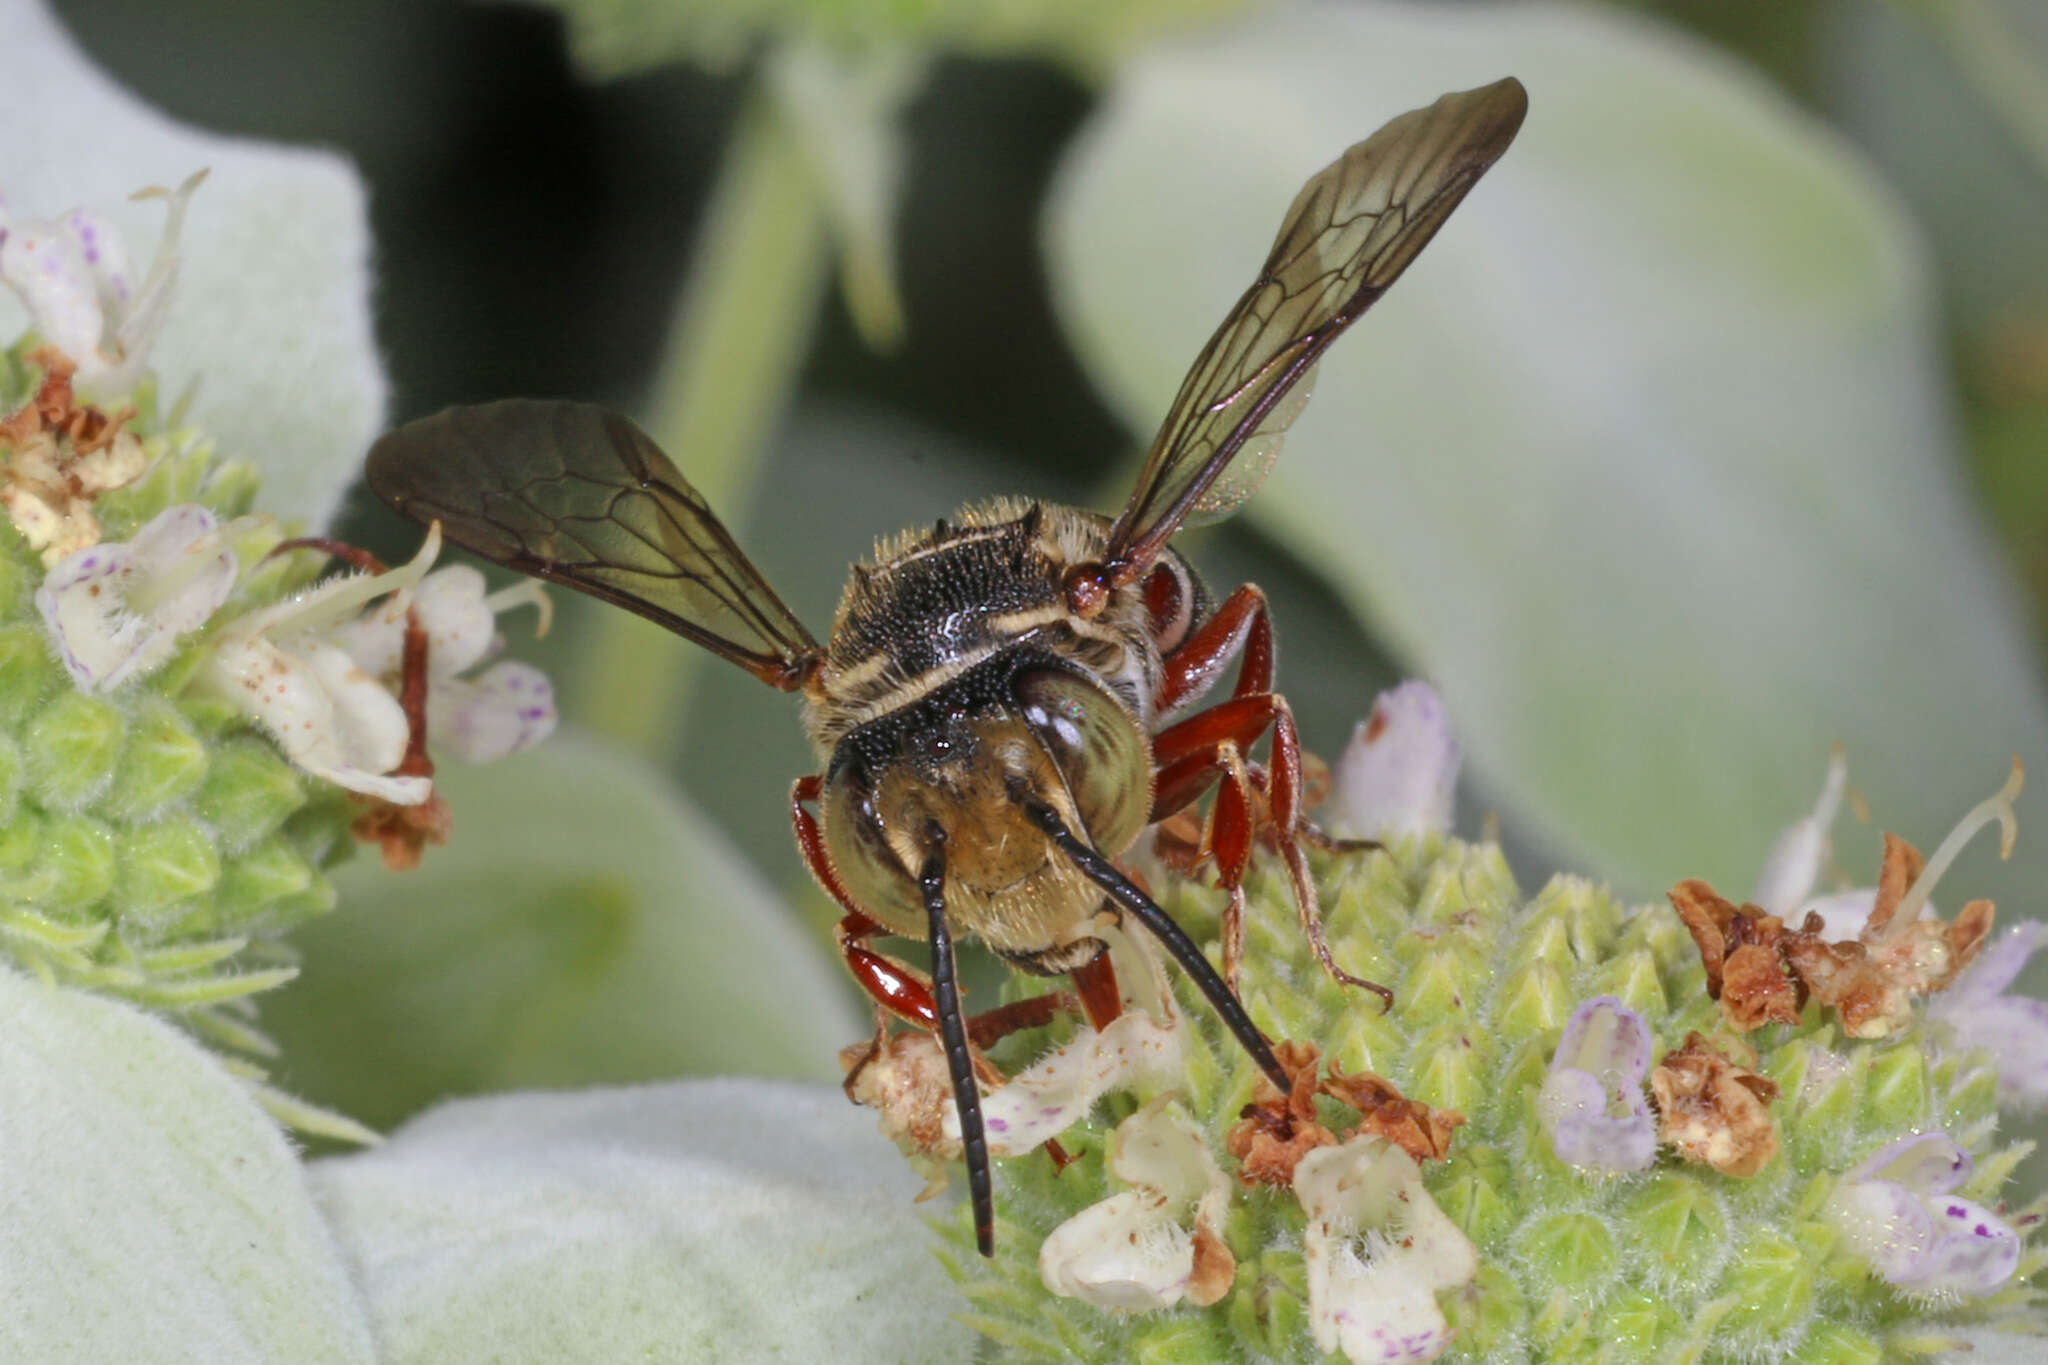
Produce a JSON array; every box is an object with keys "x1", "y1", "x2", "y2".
[{"x1": 945, "y1": 836, "x2": 2043, "y2": 1362}]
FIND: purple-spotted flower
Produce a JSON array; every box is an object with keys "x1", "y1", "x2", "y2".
[
  {"x1": 953, "y1": 1007, "x2": 1183, "y2": 1158},
  {"x1": 1293, "y1": 1133, "x2": 1478, "y2": 1364},
  {"x1": 1038, "y1": 1101, "x2": 1234, "y2": 1311},
  {"x1": 34, "y1": 503, "x2": 237, "y2": 691},
  {"x1": 1822, "y1": 1132, "x2": 2020, "y2": 1301},
  {"x1": 327, "y1": 563, "x2": 556, "y2": 764},
  {"x1": 1327, "y1": 680, "x2": 1460, "y2": 842},
  {"x1": 0, "y1": 170, "x2": 203, "y2": 396},
  {"x1": 1929, "y1": 921, "x2": 2048, "y2": 1111},
  {"x1": 1536, "y1": 995, "x2": 1657, "y2": 1174}
]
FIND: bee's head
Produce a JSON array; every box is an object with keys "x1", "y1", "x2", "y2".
[{"x1": 818, "y1": 665, "x2": 1152, "y2": 937}]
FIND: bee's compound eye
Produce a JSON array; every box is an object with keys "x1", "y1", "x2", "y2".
[
  {"x1": 1012, "y1": 668, "x2": 1151, "y2": 856},
  {"x1": 819, "y1": 765, "x2": 920, "y2": 934}
]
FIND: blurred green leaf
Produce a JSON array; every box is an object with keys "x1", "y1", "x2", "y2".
[
  {"x1": 310, "y1": 1081, "x2": 977, "y2": 1364},
  {"x1": 0, "y1": 0, "x2": 385, "y2": 530},
  {"x1": 262, "y1": 731, "x2": 863, "y2": 1132},
  {"x1": 1048, "y1": 0, "x2": 2048, "y2": 908},
  {"x1": 0, "y1": 967, "x2": 375, "y2": 1363},
  {"x1": 535, "y1": 0, "x2": 1259, "y2": 79},
  {"x1": 1824, "y1": 0, "x2": 2048, "y2": 333}
]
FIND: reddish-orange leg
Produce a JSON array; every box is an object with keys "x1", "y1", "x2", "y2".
[
  {"x1": 1147, "y1": 586, "x2": 1389, "y2": 1006},
  {"x1": 792, "y1": 774, "x2": 1094, "y2": 1159}
]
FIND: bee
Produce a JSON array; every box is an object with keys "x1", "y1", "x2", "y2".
[{"x1": 366, "y1": 78, "x2": 1527, "y2": 1256}]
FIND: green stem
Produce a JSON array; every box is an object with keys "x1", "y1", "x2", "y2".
[{"x1": 572, "y1": 79, "x2": 832, "y2": 750}]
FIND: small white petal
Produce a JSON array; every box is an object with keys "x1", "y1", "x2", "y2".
[
  {"x1": 63, "y1": 207, "x2": 133, "y2": 314},
  {"x1": 1039, "y1": 1190, "x2": 1195, "y2": 1311},
  {"x1": 428, "y1": 661, "x2": 556, "y2": 764},
  {"x1": 208, "y1": 632, "x2": 425, "y2": 805},
  {"x1": 411, "y1": 565, "x2": 498, "y2": 677},
  {"x1": 1800, "y1": 888, "x2": 1882, "y2": 942},
  {"x1": 1295, "y1": 1135, "x2": 1476, "y2": 1364},
  {"x1": 1328, "y1": 680, "x2": 1459, "y2": 841},
  {"x1": 0, "y1": 216, "x2": 105, "y2": 362},
  {"x1": 956, "y1": 1010, "x2": 1181, "y2": 1156},
  {"x1": 1752, "y1": 748, "x2": 1846, "y2": 915},
  {"x1": 1039, "y1": 1104, "x2": 1230, "y2": 1313},
  {"x1": 1825, "y1": 1173, "x2": 1935, "y2": 1284},
  {"x1": 34, "y1": 503, "x2": 236, "y2": 691}
]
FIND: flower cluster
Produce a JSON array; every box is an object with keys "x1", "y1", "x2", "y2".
[
  {"x1": 853, "y1": 683, "x2": 2045, "y2": 1362},
  {"x1": 1, "y1": 179, "x2": 555, "y2": 1126}
]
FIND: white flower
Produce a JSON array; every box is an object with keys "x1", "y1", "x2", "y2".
[
  {"x1": 1293, "y1": 1132, "x2": 1478, "y2": 1364},
  {"x1": 204, "y1": 526, "x2": 441, "y2": 804},
  {"x1": 1536, "y1": 995, "x2": 1657, "y2": 1174},
  {"x1": 950, "y1": 1008, "x2": 1182, "y2": 1158},
  {"x1": 329, "y1": 564, "x2": 555, "y2": 764},
  {"x1": 34, "y1": 503, "x2": 237, "y2": 692},
  {"x1": 1328, "y1": 680, "x2": 1460, "y2": 841},
  {"x1": 1039, "y1": 1101, "x2": 1234, "y2": 1311},
  {"x1": 0, "y1": 169, "x2": 202, "y2": 395},
  {"x1": 1823, "y1": 1131, "x2": 2020, "y2": 1300}
]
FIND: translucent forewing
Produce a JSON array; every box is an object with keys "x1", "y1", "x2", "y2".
[
  {"x1": 365, "y1": 400, "x2": 821, "y2": 690},
  {"x1": 1100, "y1": 77, "x2": 1529, "y2": 585}
]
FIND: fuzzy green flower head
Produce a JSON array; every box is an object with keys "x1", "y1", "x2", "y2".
[
  {"x1": 0, "y1": 172, "x2": 556, "y2": 1130},
  {"x1": 857, "y1": 683, "x2": 2047, "y2": 1363}
]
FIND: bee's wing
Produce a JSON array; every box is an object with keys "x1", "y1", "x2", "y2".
[
  {"x1": 1099, "y1": 78, "x2": 1528, "y2": 586},
  {"x1": 366, "y1": 400, "x2": 821, "y2": 690}
]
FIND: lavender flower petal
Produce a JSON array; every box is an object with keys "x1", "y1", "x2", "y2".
[
  {"x1": 1537, "y1": 996, "x2": 1656, "y2": 1173},
  {"x1": 1329, "y1": 680, "x2": 1460, "y2": 841}
]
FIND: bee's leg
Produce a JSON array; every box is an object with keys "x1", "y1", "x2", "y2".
[
  {"x1": 1154, "y1": 584, "x2": 1273, "y2": 719},
  {"x1": 1148, "y1": 695, "x2": 1392, "y2": 1008},
  {"x1": 795, "y1": 775, "x2": 1072, "y2": 1098},
  {"x1": 1070, "y1": 950, "x2": 1123, "y2": 1032}
]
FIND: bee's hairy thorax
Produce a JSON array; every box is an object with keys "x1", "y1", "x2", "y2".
[{"x1": 800, "y1": 497, "x2": 1161, "y2": 758}]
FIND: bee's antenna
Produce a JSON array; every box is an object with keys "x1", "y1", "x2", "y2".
[
  {"x1": 1017, "y1": 797, "x2": 1289, "y2": 1094},
  {"x1": 919, "y1": 840, "x2": 996, "y2": 1257}
]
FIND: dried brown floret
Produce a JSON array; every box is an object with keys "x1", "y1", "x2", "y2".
[
  {"x1": 1780, "y1": 834, "x2": 1998, "y2": 1039},
  {"x1": 1226, "y1": 1041, "x2": 1462, "y2": 1186},
  {"x1": 1226, "y1": 1040, "x2": 1335, "y2": 1187},
  {"x1": 840, "y1": 1025, "x2": 955, "y2": 1199},
  {"x1": 1721, "y1": 942, "x2": 1802, "y2": 1030},
  {"x1": 1322, "y1": 1061, "x2": 1465, "y2": 1163},
  {"x1": 0, "y1": 348, "x2": 146, "y2": 563},
  {"x1": 349, "y1": 790, "x2": 453, "y2": 871},
  {"x1": 1669, "y1": 830, "x2": 2001, "y2": 1041},
  {"x1": 1650, "y1": 1032, "x2": 1780, "y2": 1177},
  {"x1": 1668, "y1": 879, "x2": 1804, "y2": 1030},
  {"x1": 1187, "y1": 1220, "x2": 1236, "y2": 1307}
]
